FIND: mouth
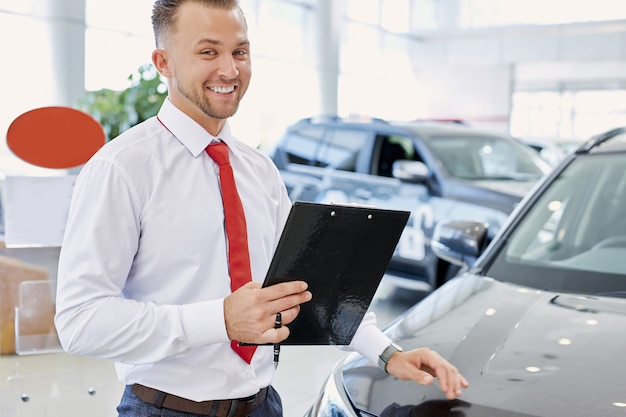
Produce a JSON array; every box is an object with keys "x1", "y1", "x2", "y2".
[{"x1": 209, "y1": 85, "x2": 236, "y2": 94}]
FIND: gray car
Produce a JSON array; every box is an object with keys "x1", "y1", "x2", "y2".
[{"x1": 304, "y1": 126, "x2": 626, "y2": 417}]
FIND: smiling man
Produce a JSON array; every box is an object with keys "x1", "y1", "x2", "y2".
[
  {"x1": 54, "y1": 1, "x2": 468, "y2": 416},
  {"x1": 152, "y1": 0, "x2": 250, "y2": 132}
]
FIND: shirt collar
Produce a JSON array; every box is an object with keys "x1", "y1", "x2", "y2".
[{"x1": 157, "y1": 98, "x2": 235, "y2": 158}]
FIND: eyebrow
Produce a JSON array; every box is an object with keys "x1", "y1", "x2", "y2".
[{"x1": 197, "y1": 38, "x2": 250, "y2": 47}]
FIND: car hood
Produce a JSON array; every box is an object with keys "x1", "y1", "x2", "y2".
[
  {"x1": 341, "y1": 274, "x2": 626, "y2": 417},
  {"x1": 443, "y1": 179, "x2": 537, "y2": 215},
  {"x1": 470, "y1": 178, "x2": 538, "y2": 198}
]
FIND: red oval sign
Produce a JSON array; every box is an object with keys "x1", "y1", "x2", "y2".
[{"x1": 6, "y1": 106, "x2": 105, "y2": 169}]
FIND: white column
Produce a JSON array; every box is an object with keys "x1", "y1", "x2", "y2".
[
  {"x1": 315, "y1": 0, "x2": 342, "y2": 116},
  {"x1": 32, "y1": 0, "x2": 86, "y2": 107}
]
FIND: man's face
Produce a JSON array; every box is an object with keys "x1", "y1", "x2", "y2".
[{"x1": 162, "y1": 3, "x2": 251, "y2": 124}]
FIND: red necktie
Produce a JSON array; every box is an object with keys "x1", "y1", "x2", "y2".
[{"x1": 206, "y1": 141, "x2": 256, "y2": 364}]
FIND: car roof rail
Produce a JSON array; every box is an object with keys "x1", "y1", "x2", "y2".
[
  {"x1": 296, "y1": 115, "x2": 341, "y2": 124},
  {"x1": 295, "y1": 115, "x2": 389, "y2": 125},
  {"x1": 411, "y1": 118, "x2": 466, "y2": 125},
  {"x1": 578, "y1": 126, "x2": 626, "y2": 153}
]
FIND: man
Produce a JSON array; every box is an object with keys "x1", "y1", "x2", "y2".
[{"x1": 54, "y1": 1, "x2": 468, "y2": 416}]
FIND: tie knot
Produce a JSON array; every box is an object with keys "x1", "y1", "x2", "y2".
[{"x1": 206, "y1": 141, "x2": 230, "y2": 166}]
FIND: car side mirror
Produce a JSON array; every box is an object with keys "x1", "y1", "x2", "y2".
[
  {"x1": 431, "y1": 221, "x2": 489, "y2": 268},
  {"x1": 392, "y1": 160, "x2": 429, "y2": 183}
]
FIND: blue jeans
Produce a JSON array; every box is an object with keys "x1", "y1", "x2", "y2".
[{"x1": 117, "y1": 385, "x2": 283, "y2": 417}]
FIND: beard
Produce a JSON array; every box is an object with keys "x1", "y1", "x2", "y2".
[{"x1": 175, "y1": 76, "x2": 244, "y2": 120}]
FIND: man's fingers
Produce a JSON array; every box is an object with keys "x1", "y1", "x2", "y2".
[
  {"x1": 265, "y1": 280, "x2": 310, "y2": 300},
  {"x1": 260, "y1": 323, "x2": 291, "y2": 344},
  {"x1": 224, "y1": 280, "x2": 311, "y2": 344},
  {"x1": 386, "y1": 348, "x2": 468, "y2": 400},
  {"x1": 432, "y1": 364, "x2": 468, "y2": 400},
  {"x1": 262, "y1": 282, "x2": 312, "y2": 318},
  {"x1": 241, "y1": 281, "x2": 263, "y2": 290},
  {"x1": 277, "y1": 305, "x2": 301, "y2": 325}
]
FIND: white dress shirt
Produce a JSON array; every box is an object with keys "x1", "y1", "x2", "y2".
[{"x1": 54, "y1": 98, "x2": 390, "y2": 402}]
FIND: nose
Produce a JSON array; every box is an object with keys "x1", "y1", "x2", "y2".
[{"x1": 217, "y1": 54, "x2": 239, "y2": 79}]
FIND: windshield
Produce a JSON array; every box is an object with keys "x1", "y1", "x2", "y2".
[
  {"x1": 485, "y1": 151, "x2": 626, "y2": 296},
  {"x1": 426, "y1": 134, "x2": 550, "y2": 180}
]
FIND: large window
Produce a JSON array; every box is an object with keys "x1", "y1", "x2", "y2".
[
  {"x1": 85, "y1": 0, "x2": 153, "y2": 91},
  {"x1": 511, "y1": 89, "x2": 626, "y2": 141},
  {"x1": 347, "y1": 0, "x2": 626, "y2": 32},
  {"x1": 0, "y1": 1, "x2": 31, "y2": 14},
  {"x1": 458, "y1": 0, "x2": 626, "y2": 28}
]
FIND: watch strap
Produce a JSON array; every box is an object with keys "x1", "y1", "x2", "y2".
[{"x1": 378, "y1": 342, "x2": 404, "y2": 373}]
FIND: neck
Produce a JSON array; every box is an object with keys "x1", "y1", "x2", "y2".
[{"x1": 168, "y1": 96, "x2": 227, "y2": 136}]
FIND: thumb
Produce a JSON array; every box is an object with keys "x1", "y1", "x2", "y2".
[{"x1": 241, "y1": 281, "x2": 262, "y2": 290}]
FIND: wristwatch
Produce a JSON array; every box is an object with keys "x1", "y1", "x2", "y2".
[{"x1": 378, "y1": 342, "x2": 404, "y2": 373}]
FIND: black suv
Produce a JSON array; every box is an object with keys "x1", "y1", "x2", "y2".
[{"x1": 270, "y1": 116, "x2": 551, "y2": 291}]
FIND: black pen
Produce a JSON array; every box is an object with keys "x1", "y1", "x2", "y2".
[{"x1": 274, "y1": 312, "x2": 281, "y2": 369}]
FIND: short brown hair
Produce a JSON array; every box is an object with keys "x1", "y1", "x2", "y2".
[{"x1": 151, "y1": 0, "x2": 242, "y2": 48}]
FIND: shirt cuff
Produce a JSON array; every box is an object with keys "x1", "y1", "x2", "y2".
[
  {"x1": 179, "y1": 299, "x2": 229, "y2": 348},
  {"x1": 348, "y1": 312, "x2": 392, "y2": 365}
]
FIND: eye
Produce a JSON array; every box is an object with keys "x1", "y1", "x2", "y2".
[{"x1": 200, "y1": 50, "x2": 217, "y2": 56}]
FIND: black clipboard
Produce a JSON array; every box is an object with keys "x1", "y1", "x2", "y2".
[{"x1": 262, "y1": 201, "x2": 410, "y2": 345}]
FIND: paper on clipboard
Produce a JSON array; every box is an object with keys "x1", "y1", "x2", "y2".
[{"x1": 262, "y1": 201, "x2": 410, "y2": 345}]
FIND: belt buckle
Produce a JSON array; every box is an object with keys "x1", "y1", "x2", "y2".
[
  {"x1": 226, "y1": 399, "x2": 239, "y2": 417},
  {"x1": 225, "y1": 392, "x2": 257, "y2": 417},
  {"x1": 241, "y1": 393, "x2": 257, "y2": 404}
]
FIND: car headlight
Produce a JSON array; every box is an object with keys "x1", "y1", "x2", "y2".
[{"x1": 306, "y1": 359, "x2": 359, "y2": 417}]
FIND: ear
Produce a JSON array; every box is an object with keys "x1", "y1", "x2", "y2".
[{"x1": 152, "y1": 49, "x2": 172, "y2": 78}]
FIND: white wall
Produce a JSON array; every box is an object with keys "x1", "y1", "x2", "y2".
[{"x1": 397, "y1": 19, "x2": 626, "y2": 135}]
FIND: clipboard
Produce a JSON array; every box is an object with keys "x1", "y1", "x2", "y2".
[{"x1": 262, "y1": 201, "x2": 410, "y2": 345}]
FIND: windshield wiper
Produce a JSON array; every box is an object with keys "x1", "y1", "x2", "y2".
[
  {"x1": 460, "y1": 174, "x2": 540, "y2": 181},
  {"x1": 552, "y1": 294, "x2": 626, "y2": 314},
  {"x1": 596, "y1": 291, "x2": 626, "y2": 298}
]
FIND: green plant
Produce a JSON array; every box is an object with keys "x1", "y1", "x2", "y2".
[{"x1": 79, "y1": 64, "x2": 167, "y2": 141}]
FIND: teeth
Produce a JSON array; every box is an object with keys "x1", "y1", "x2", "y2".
[{"x1": 210, "y1": 86, "x2": 235, "y2": 94}]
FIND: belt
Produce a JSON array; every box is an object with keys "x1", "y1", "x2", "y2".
[{"x1": 131, "y1": 384, "x2": 269, "y2": 417}]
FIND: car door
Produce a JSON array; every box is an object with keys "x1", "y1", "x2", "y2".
[
  {"x1": 367, "y1": 133, "x2": 446, "y2": 285},
  {"x1": 369, "y1": 132, "x2": 511, "y2": 287}
]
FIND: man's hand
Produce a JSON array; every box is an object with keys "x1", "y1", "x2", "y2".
[
  {"x1": 224, "y1": 280, "x2": 312, "y2": 344},
  {"x1": 385, "y1": 347, "x2": 469, "y2": 400}
]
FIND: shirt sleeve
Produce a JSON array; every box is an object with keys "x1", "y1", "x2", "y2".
[
  {"x1": 345, "y1": 312, "x2": 392, "y2": 365},
  {"x1": 273, "y1": 165, "x2": 293, "y2": 240},
  {"x1": 54, "y1": 159, "x2": 228, "y2": 365}
]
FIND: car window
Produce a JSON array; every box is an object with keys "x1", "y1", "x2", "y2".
[
  {"x1": 426, "y1": 134, "x2": 548, "y2": 180},
  {"x1": 281, "y1": 126, "x2": 326, "y2": 166},
  {"x1": 318, "y1": 128, "x2": 370, "y2": 172},
  {"x1": 376, "y1": 134, "x2": 417, "y2": 177},
  {"x1": 485, "y1": 151, "x2": 626, "y2": 295}
]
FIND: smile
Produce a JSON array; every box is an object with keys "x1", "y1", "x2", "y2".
[{"x1": 209, "y1": 86, "x2": 235, "y2": 94}]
